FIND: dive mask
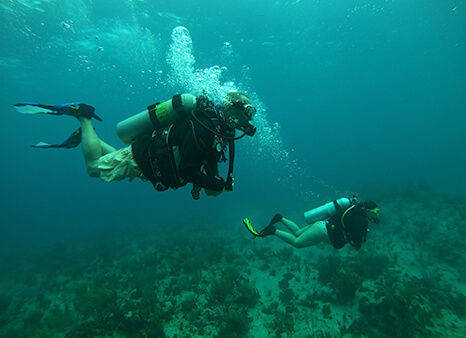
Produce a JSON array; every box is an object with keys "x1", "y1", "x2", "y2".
[
  {"x1": 365, "y1": 208, "x2": 380, "y2": 224},
  {"x1": 243, "y1": 104, "x2": 256, "y2": 120},
  {"x1": 232, "y1": 101, "x2": 256, "y2": 120},
  {"x1": 228, "y1": 101, "x2": 257, "y2": 136}
]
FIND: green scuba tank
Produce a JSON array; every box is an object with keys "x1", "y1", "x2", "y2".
[{"x1": 117, "y1": 93, "x2": 197, "y2": 144}]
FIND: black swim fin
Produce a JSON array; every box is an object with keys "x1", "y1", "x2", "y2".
[
  {"x1": 14, "y1": 102, "x2": 102, "y2": 121},
  {"x1": 32, "y1": 128, "x2": 82, "y2": 149}
]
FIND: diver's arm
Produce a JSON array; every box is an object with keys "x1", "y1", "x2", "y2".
[
  {"x1": 204, "y1": 161, "x2": 219, "y2": 177},
  {"x1": 180, "y1": 166, "x2": 224, "y2": 191}
]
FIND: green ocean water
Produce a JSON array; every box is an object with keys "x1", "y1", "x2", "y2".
[{"x1": 0, "y1": 0, "x2": 465, "y2": 336}]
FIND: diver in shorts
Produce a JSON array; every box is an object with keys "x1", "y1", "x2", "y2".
[
  {"x1": 243, "y1": 198, "x2": 380, "y2": 250},
  {"x1": 14, "y1": 92, "x2": 256, "y2": 200}
]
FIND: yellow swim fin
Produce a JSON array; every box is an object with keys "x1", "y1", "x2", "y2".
[{"x1": 243, "y1": 218, "x2": 260, "y2": 238}]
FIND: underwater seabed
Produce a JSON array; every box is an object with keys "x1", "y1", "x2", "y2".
[{"x1": 1, "y1": 186, "x2": 466, "y2": 337}]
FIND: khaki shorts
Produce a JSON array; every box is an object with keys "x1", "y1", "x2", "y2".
[{"x1": 97, "y1": 146, "x2": 142, "y2": 182}]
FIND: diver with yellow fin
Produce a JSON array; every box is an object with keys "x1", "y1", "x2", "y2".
[
  {"x1": 14, "y1": 92, "x2": 256, "y2": 199},
  {"x1": 243, "y1": 197, "x2": 380, "y2": 250}
]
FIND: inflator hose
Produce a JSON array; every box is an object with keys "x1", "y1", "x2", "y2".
[{"x1": 225, "y1": 140, "x2": 235, "y2": 191}]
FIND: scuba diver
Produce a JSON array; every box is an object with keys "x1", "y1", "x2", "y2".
[
  {"x1": 14, "y1": 91, "x2": 256, "y2": 200},
  {"x1": 243, "y1": 197, "x2": 380, "y2": 250}
]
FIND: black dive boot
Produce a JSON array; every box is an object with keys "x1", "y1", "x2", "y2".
[
  {"x1": 59, "y1": 103, "x2": 102, "y2": 121},
  {"x1": 269, "y1": 213, "x2": 283, "y2": 225},
  {"x1": 257, "y1": 224, "x2": 277, "y2": 237},
  {"x1": 257, "y1": 213, "x2": 283, "y2": 237}
]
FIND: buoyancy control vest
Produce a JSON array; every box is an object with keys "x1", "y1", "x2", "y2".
[
  {"x1": 326, "y1": 204, "x2": 368, "y2": 249},
  {"x1": 303, "y1": 197, "x2": 368, "y2": 249},
  {"x1": 131, "y1": 95, "x2": 234, "y2": 192}
]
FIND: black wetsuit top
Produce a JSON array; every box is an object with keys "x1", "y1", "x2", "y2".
[
  {"x1": 132, "y1": 114, "x2": 225, "y2": 191},
  {"x1": 326, "y1": 205, "x2": 368, "y2": 249}
]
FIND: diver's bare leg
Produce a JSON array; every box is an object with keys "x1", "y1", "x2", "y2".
[
  {"x1": 80, "y1": 117, "x2": 114, "y2": 177},
  {"x1": 273, "y1": 230, "x2": 299, "y2": 246},
  {"x1": 274, "y1": 225, "x2": 327, "y2": 249},
  {"x1": 280, "y1": 217, "x2": 308, "y2": 236},
  {"x1": 99, "y1": 140, "x2": 116, "y2": 155}
]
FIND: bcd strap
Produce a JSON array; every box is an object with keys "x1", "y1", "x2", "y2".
[
  {"x1": 165, "y1": 126, "x2": 182, "y2": 187},
  {"x1": 147, "y1": 127, "x2": 183, "y2": 191},
  {"x1": 148, "y1": 102, "x2": 162, "y2": 129},
  {"x1": 172, "y1": 94, "x2": 183, "y2": 115},
  {"x1": 225, "y1": 140, "x2": 235, "y2": 191},
  {"x1": 333, "y1": 200, "x2": 342, "y2": 212}
]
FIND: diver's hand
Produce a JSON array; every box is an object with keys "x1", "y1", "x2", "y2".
[
  {"x1": 205, "y1": 176, "x2": 224, "y2": 197},
  {"x1": 224, "y1": 177, "x2": 234, "y2": 192},
  {"x1": 191, "y1": 185, "x2": 201, "y2": 200},
  {"x1": 205, "y1": 189, "x2": 223, "y2": 197}
]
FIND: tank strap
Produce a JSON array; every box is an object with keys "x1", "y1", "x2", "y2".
[
  {"x1": 172, "y1": 94, "x2": 183, "y2": 115},
  {"x1": 147, "y1": 102, "x2": 162, "y2": 129},
  {"x1": 333, "y1": 200, "x2": 342, "y2": 212}
]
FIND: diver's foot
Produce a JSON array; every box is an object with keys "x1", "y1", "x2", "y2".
[
  {"x1": 62, "y1": 128, "x2": 82, "y2": 148},
  {"x1": 60, "y1": 103, "x2": 102, "y2": 121},
  {"x1": 32, "y1": 128, "x2": 82, "y2": 149},
  {"x1": 13, "y1": 102, "x2": 102, "y2": 121},
  {"x1": 257, "y1": 224, "x2": 277, "y2": 238},
  {"x1": 269, "y1": 213, "x2": 283, "y2": 226},
  {"x1": 243, "y1": 218, "x2": 276, "y2": 238}
]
